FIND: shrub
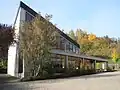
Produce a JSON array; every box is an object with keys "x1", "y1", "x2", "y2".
[
  {"x1": 0, "y1": 59, "x2": 7, "y2": 69},
  {"x1": 107, "y1": 66, "x2": 115, "y2": 72},
  {"x1": 0, "y1": 59, "x2": 7, "y2": 73}
]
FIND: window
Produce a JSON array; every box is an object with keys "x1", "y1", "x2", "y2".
[
  {"x1": 70, "y1": 43, "x2": 73, "y2": 52},
  {"x1": 73, "y1": 45, "x2": 76, "y2": 52},
  {"x1": 68, "y1": 56, "x2": 75, "y2": 69},
  {"x1": 75, "y1": 47, "x2": 79, "y2": 54},
  {"x1": 60, "y1": 37, "x2": 65, "y2": 50},
  {"x1": 25, "y1": 12, "x2": 34, "y2": 22},
  {"x1": 54, "y1": 35, "x2": 60, "y2": 49},
  {"x1": 66, "y1": 42, "x2": 70, "y2": 51},
  {"x1": 51, "y1": 54, "x2": 65, "y2": 73},
  {"x1": 18, "y1": 53, "x2": 23, "y2": 73}
]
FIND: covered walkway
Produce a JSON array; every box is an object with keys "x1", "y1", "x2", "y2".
[{"x1": 51, "y1": 49, "x2": 108, "y2": 72}]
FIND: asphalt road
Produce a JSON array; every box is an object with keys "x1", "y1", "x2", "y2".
[{"x1": 0, "y1": 71, "x2": 120, "y2": 90}]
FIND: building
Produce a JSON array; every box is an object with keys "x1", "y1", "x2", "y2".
[{"x1": 8, "y1": 1, "x2": 108, "y2": 78}]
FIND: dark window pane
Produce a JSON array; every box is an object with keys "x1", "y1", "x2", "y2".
[
  {"x1": 18, "y1": 54, "x2": 23, "y2": 73},
  {"x1": 25, "y1": 12, "x2": 34, "y2": 22}
]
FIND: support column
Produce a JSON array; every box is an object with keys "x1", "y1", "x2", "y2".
[
  {"x1": 65, "y1": 55, "x2": 68, "y2": 70},
  {"x1": 82, "y1": 58, "x2": 85, "y2": 69},
  {"x1": 102, "y1": 63, "x2": 105, "y2": 70},
  {"x1": 80, "y1": 58, "x2": 82, "y2": 69},
  {"x1": 106, "y1": 62, "x2": 108, "y2": 71},
  {"x1": 94, "y1": 60, "x2": 96, "y2": 71},
  {"x1": 91, "y1": 60, "x2": 94, "y2": 69},
  {"x1": 80, "y1": 58, "x2": 84, "y2": 74},
  {"x1": 78, "y1": 59, "x2": 81, "y2": 69},
  {"x1": 64, "y1": 43, "x2": 66, "y2": 52}
]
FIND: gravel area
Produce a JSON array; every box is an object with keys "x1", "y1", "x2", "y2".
[{"x1": 0, "y1": 71, "x2": 120, "y2": 90}]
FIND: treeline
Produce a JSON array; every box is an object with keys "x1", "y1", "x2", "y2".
[{"x1": 67, "y1": 29, "x2": 120, "y2": 63}]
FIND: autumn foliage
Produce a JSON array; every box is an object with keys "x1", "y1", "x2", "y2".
[
  {"x1": 112, "y1": 48, "x2": 119, "y2": 63},
  {"x1": 68, "y1": 29, "x2": 120, "y2": 62}
]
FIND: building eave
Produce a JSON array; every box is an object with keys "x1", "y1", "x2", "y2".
[{"x1": 51, "y1": 49, "x2": 108, "y2": 62}]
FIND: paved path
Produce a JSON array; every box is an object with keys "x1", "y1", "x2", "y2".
[{"x1": 0, "y1": 71, "x2": 120, "y2": 90}]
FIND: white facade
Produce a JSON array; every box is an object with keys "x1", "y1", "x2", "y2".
[
  {"x1": 8, "y1": 43, "x2": 18, "y2": 76},
  {"x1": 7, "y1": 7, "x2": 26, "y2": 78}
]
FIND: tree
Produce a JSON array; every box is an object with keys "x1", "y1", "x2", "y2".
[
  {"x1": 20, "y1": 14, "x2": 58, "y2": 77},
  {"x1": 68, "y1": 27, "x2": 120, "y2": 63},
  {"x1": 0, "y1": 24, "x2": 14, "y2": 71},
  {"x1": 112, "y1": 48, "x2": 118, "y2": 63},
  {"x1": 75, "y1": 29, "x2": 89, "y2": 54},
  {"x1": 115, "y1": 43, "x2": 120, "y2": 62},
  {"x1": 88, "y1": 33, "x2": 96, "y2": 41},
  {"x1": 76, "y1": 29, "x2": 88, "y2": 43},
  {"x1": 76, "y1": 29, "x2": 83, "y2": 44},
  {"x1": 111, "y1": 48, "x2": 120, "y2": 69},
  {"x1": 68, "y1": 30, "x2": 76, "y2": 40},
  {"x1": 0, "y1": 24, "x2": 14, "y2": 59}
]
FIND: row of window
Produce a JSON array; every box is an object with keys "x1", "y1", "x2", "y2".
[
  {"x1": 66, "y1": 42, "x2": 79, "y2": 54},
  {"x1": 59, "y1": 36, "x2": 80, "y2": 54},
  {"x1": 51, "y1": 54, "x2": 94, "y2": 71}
]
